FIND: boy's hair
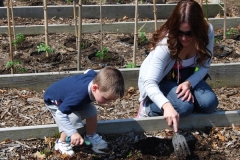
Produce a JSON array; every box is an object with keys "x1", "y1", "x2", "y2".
[{"x1": 92, "y1": 66, "x2": 125, "y2": 98}]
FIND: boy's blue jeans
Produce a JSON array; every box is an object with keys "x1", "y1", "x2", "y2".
[{"x1": 147, "y1": 80, "x2": 219, "y2": 117}]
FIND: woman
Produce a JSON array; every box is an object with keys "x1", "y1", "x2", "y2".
[{"x1": 137, "y1": 0, "x2": 218, "y2": 132}]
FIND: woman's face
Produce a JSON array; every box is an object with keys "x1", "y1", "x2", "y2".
[{"x1": 178, "y1": 22, "x2": 194, "y2": 47}]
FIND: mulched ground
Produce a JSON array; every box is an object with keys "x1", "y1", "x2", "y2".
[{"x1": 0, "y1": 86, "x2": 240, "y2": 159}]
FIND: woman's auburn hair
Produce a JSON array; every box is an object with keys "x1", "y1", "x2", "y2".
[{"x1": 149, "y1": 0, "x2": 211, "y2": 65}]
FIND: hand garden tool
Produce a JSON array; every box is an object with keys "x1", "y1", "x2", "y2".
[
  {"x1": 66, "y1": 137, "x2": 107, "y2": 154},
  {"x1": 172, "y1": 131, "x2": 191, "y2": 158}
]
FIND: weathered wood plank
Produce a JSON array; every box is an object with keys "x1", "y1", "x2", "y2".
[
  {"x1": 0, "y1": 110, "x2": 239, "y2": 141},
  {"x1": 0, "y1": 4, "x2": 223, "y2": 19},
  {"x1": 0, "y1": 69, "x2": 140, "y2": 91},
  {"x1": 0, "y1": 63, "x2": 240, "y2": 91},
  {"x1": 206, "y1": 63, "x2": 240, "y2": 88},
  {"x1": 0, "y1": 17, "x2": 239, "y2": 35}
]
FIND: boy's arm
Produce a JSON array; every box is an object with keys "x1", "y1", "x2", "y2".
[{"x1": 55, "y1": 109, "x2": 78, "y2": 136}]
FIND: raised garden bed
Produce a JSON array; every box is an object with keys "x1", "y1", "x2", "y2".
[
  {"x1": 0, "y1": 4, "x2": 239, "y2": 35},
  {"x1": 0, "y1": 71, "x2": 239, "y2": 159}
]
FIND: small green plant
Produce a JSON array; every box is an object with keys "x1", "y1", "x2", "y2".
[
  {"x1": 127, "y1": 150, "x2": 133, "y2": 158},
  {"x1": 12, "y1": 33, "x2": 25, "y2": 47},
  {"x1": 139, "y1": 31, "x2": 148, "y2": 44},
  {"x1": 226, "y1": 27, "x2": 238, "y2": 38},
  {"x1": 138, "y1": 0, "x2": 143, "y2": 4},
  {"x1": 214, "y1": 37, "x2": 220, "y2": 43},
  {"x1": 96, "y1": 47, "x2": 110, "y2": 60},
  {"x1": 53, "y1": 131, "x2": 61, "y2": 139},
  {"x1": 6, "y1": 60, "x2": 26, "y2": 73},
  {"x1": 116, "y1": 0, "x2": 121, "y2": 3},
  {"x1": 66, "y1": 0, "x2": 73, "y2": 3},
  {"x1": 43, "y1": 148, "x2": 51, "y2": 156},
  {"x1": 37, "y1": 43, "x2": 54, "y2": 56},
  {"x1": 81, "y1": 42, "x2": 86, "y2": 49},
  {"x1": 126, "y1": 62, "x2": 137, "y2": 68}
]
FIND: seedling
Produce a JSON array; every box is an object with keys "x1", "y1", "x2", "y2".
[
  {"x1": 226, "y1": 27, "x2": 238, "y2": 38},
  {"x1": 126, "y1": 62, "x2": 137, "y2": 68},
  {"x1": 139, "y1": 31, "x2": 148, "y2": 44},
  {"x1": 66, "y1": 0, "x2": 73, "y2": 3},
  {"x1": 96, "y1": 47, "x2": 110, "y2": 60},
  {"x1": 37, "y1": 43, "x2": 54, "y2": 57},
  {"x1": 214, "y1": 37, "x2": 220, "y2": 43},
  {"x1": 127, "y1": 150, "x2": 133, "y2": 158},
  {"x1": 6, "y1": 60, "x2": 26, "y2": 73},
  {"x1": 81, "y1": 42, "x2": 86, "y2": 49},
  {"x1": 12, "y1": 33, "x2": 25, "y2": 47}
]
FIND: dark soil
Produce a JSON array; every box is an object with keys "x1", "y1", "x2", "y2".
[{"x1": 0, "y1": 0, "x2": 240, "y2": 160}]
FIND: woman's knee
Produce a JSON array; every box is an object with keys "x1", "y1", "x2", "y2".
[
  {"x1": 196, "y1": 93, "x2": 218, "y2": 113},
  {"x1": 193, "y1": 81, "x2": 219, "y2": 113},
  {"x1": 175, "y1": 102, "x2": 194, "y2": 117},
  {"x1": 201, "y1": 97, "x2": 218, "y2": 113}
]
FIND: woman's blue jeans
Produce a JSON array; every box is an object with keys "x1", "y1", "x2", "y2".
[{"x1": 147, "y1": 79, "x2": 219, "y2": 117}]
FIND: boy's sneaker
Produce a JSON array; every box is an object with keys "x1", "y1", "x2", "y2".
[
  {"x1": 136, "y1": 100, "x2": 150, "y2": 118},
  {"x1": 84, "y1": 134, "x2": 108, "y2": 151},
  {"x1": 55, "y1": 139, "x2": 75, "y2": 156}
]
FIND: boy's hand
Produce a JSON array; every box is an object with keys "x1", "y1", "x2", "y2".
[{"x1": 70, "y1": 132, "x2": 84, "y2": 146}]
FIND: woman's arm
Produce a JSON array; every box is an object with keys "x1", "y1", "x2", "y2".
[{"x1": 141, "y1": 45, "x2": 173, "y2": 109}]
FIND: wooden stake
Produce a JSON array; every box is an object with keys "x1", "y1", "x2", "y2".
[
  {"x1": 7, "y1": 0, "x2": 13, "y2": 74},
  {"x1": 223, "y1": 0, "x2": 227, "y2": 39},
  {"x1": 77, "y1": 0, "x2": 82, "y2": 70},
  {"x1": 153, "y1": 0, "x2": 157, "y2": 31},
  {"x1": 10, "y1": 0, "x2": 16, "y2": 50},
  {"x1": 100, "y1": 0, "x2": 103, "y2": 50},
  {"x1": 133, "y1": 0, "x2": 138, "y2": 64},
  {"x1": 73, "y1": 0, "x2": 78, "y2": 50},
  {"x1": 43, "y1": 0, "x2": 49, "y2": 57}
]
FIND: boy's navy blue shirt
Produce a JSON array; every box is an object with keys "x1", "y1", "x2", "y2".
[{"x1": 44, "y1": 70, "x2": 97, "y2": 114}]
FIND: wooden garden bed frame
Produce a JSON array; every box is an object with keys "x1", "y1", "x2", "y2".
[
  {"x1": 0, "y1": 110, "x2": 239, "y2": 141},
  {"x1": 0, "y1": 17, "x2": 239, "y2": 35},
  {"x1": 0, "y1": 63, "x2": 240, "y2": 91},
  {"x1": 0, "y1": 63, "x2": 240, "y2": 141},
  {"x1": 0, "y1": 3, "x2": 239, "y2": 142},
  {"x1": 0, "y1": 4, "x2": 239, "y2": 34},
  {"x1": 0, "y1": 4, "x2": 223, "y2": 19}
]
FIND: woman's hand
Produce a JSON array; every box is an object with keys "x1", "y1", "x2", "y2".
[
  {"x1": 176, "y1": 81, "x2": 194, "y2": 103},
  {"x1": 162, "y1": 102, "x2": 179, "y2": 132},
  {"x1": 71, "y1": 132, "x2": 84, "y2": 146}
]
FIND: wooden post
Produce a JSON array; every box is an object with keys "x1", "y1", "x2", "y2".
[
  {"x1": 153, "y1": 0, "x2": 157, "y2": 31},
  {"x1": 7, "y1": 0, "x2": 13, "y2": 74},
  {"x1": 223, "y1": 0, "x2": 227, "y2": 39},
  {"x1": 73, "y1": 0, "x2": 78, "y2": 50},
  {"x1": 77, "y1": 0, "x2": 82, "y2": 70},
  {"x1": 10, "y1": 0, "x2": 16, "y2": 50},
  {"x1": 100, "y1": 0, "x2": 103, "y2": 50},
  {"x1": 133, "y1": 0, "x2": 138, "y2": 64},
  {"x1": 43, "y1": 0, "x2": 49, "y2": 57}
]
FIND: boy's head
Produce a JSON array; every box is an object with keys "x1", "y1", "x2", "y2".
[{"x1": 91, "y1": 66, "x2": 125, "y2": 104}]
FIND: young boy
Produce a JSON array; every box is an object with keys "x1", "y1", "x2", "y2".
[{"x1": 44, "y1": 66, "x2": 125, "y2": 156}]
